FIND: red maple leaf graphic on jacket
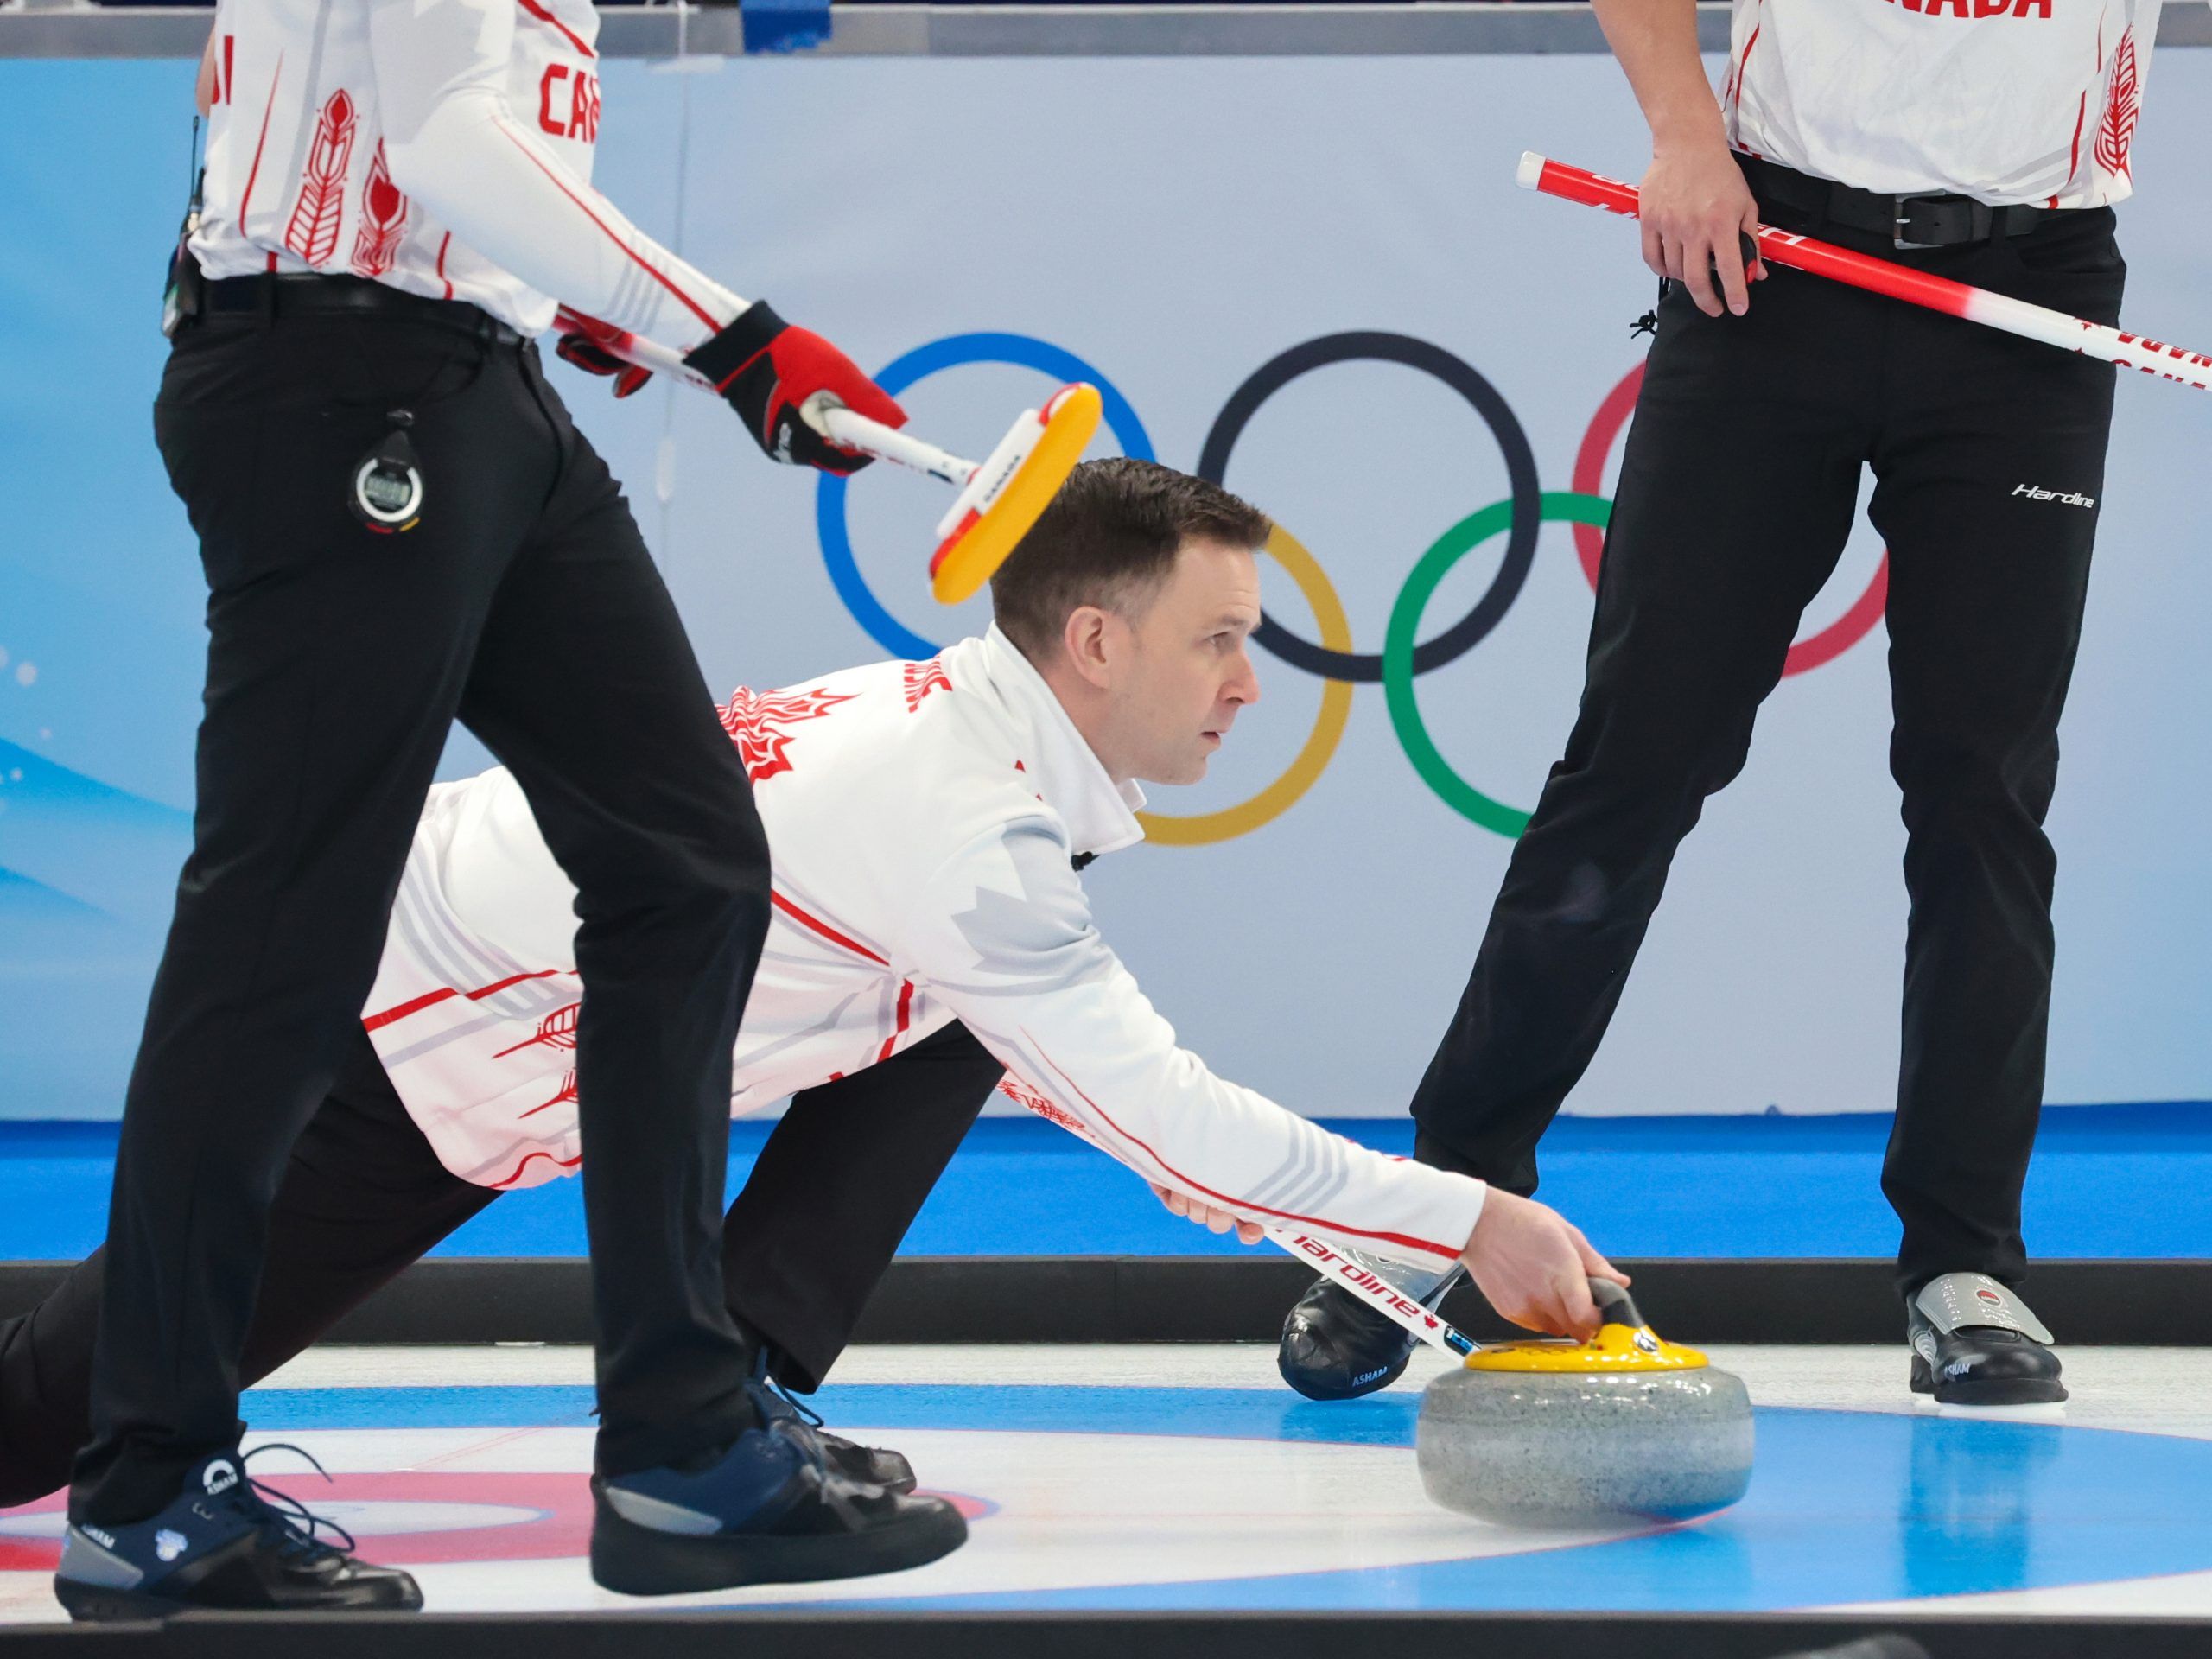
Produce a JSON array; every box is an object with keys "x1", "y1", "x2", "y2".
[
  {"x1": 2094, "y1": 30, "x2": 2139, "y2": 181},
  {"x1": 997, "y1": 1074, "x2": 1087, "y2": 1136},
  {"x1": 518, "y1": 1069, "x2": 578, "y2": 1120},
  {"x1": 283, "y1": 88, "x2": 358, "y2": 264},
  {"x1": 904, "y1": 658, "x2": 953, "y2": 713},
  {"x1": 493, "y1": 1001, "x2": 579, "y2": 1060},
  {"x1": 717, "y1": 686, "x2": 856, "y2": 784},
  {"x1": 350, "y1": 140, "x2": 409, "y2": 278}
]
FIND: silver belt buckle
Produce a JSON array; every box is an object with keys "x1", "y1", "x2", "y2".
[{"x1": 1892, "y1": 194, "x2": 1945, "y2": 251}]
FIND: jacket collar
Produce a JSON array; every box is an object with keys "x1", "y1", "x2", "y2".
[{"x1": 972, "y1": 625, "x2": 1147, "y2": 860}]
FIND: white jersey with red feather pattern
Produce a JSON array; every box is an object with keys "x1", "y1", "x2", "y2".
[
  {"x1": 1723, "y1": 0, "x2": 2162, "y2": 208},
  {"x1": 361, "y1": 626, "x2": 1489, "y2": 1272},
  {"x1": 190, "y1": 0, "x2": 742, "y2": 340}
]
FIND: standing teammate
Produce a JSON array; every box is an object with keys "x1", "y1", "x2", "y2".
[
  {"x1": 60, "y1": 0, "x2": 941, "y2": 1620},
  {"x1": 1282, "y1": 0, "x2": 2160, "y2": 1407}
]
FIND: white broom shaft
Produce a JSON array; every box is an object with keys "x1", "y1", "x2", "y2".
[
  {"x1": 1265, "y1": 1230, "x2": 1477, "y2": 1358},
  {"x1": 610, "y1": 329, "x2": 719, "y2": 396},
  {"x1": 798, "y1": 391, "x2": 976, "y2": 486}
]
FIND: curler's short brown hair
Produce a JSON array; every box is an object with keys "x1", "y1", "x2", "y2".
[{"x1": 989, "y1": 458, "x2": 1272, "y2": 661}]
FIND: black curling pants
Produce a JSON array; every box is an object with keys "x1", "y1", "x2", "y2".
[
  {"x1": 75, "y1": 297, "x2": 771, "y2": 1522},
  {"x1": 1409, "y1": 194, "x2": 2126, "y2": 1297},
  {"x1": 16, "y1": 1018, "x2": 1004, "y2": 1510}
]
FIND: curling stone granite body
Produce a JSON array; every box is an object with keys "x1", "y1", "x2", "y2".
[
  {"x1": 1416, "y1": 1360, "x2": 1754, "y2": 1525},
  {"x1": 1414, "y1": 1281, "x2": 1753, "y2": 1526}
]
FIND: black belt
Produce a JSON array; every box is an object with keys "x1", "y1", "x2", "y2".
[
  {"x1": 199, "y1": 273, "x2": 524, "y2": 344},
  {"x1": 1737, "y1": 153, "x2": 2066, "y2": 250}
]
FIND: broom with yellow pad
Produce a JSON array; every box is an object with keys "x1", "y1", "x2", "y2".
[{"x1": 569, "y1": 314, "x2": 1102, "y2": 605}]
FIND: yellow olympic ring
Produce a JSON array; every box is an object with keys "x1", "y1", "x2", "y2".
[{"x1": 1139, "y1": 525, "x2": 1354, "y2": 848}]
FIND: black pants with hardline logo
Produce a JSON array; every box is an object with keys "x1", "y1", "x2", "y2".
[{"x1": 1411, "y1": 192, "x2": 2126, "y2": 1298}]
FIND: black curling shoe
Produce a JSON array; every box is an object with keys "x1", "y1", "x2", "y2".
[
  {"x1": 590, "y1": 1408, "x2": 964, "y2": 1596},
  {"x1": 752, "y1": 1363, "x2": 917, "y2": 1494},
  {"x1": 820, "y1": 1433, "x2": 915, "y2": 1496},
  {"x1": 1278, "y1": 1261, "x2": 1465, "y2": 1402},
  {"x1": 55, "y1": 1446, "x2": 422, "y2": 1621},
  {"x1": 1908, "y1": 1271, "x2": 2068, "y2": 1407}
]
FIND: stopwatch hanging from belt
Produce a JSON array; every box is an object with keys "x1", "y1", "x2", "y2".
[{"x1": 351, "y1": 410, "x2": 427, "y2": 534}]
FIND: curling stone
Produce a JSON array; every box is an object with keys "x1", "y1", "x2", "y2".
[{"x1": 1416, "y1": 1279, "x2": 1753, "y2": 1526}]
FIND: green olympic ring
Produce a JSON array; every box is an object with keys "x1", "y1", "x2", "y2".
[{"x1": 1383, "y1": 492, "x2": 1614, "y2": 838}]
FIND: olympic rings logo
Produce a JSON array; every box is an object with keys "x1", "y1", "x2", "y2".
[{"x1": 817, "y1": 332, "x2": 1889, "y2": 846}]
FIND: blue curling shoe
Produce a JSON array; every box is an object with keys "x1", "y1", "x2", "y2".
[
  {"x1": 54, "y1": 1446, "x2": 421, "y2": 1622},
  {"x1": 752, "y1": 1361, "x2": 917, "y2": 1494},
  {"x1": 589, "y1": 1385, "x2": 964, "y2": 1596}
]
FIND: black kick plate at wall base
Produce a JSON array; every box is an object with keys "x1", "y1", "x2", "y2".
[
  {"x1": 5, "y1": 1607, "x2": 2212, "y2": 1659},
  {"x1": 1, "y1": 1256, "x2": 2203, "y2": 1346}
]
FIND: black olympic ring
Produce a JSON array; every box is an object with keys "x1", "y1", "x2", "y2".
[{"x1": 1194, "y1": 332, "x2": 1543, "y2": 684}]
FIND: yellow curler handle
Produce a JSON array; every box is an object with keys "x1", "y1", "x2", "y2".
[{"x1": 1463, "y1": 1277, "x2": 1712, "y2": 1373}]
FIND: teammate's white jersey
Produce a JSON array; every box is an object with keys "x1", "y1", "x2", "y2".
[
  {"x1": 1724, "y1": 0, "x2": 2162, "y2": 208},
  {"x1": 189, "y1": 0, "x2": 743, "y2": 340},
  {"x1": 364, "y1": 626, "x2": 1488, "y2": 1270}
]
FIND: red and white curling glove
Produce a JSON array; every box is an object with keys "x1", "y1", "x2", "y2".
[
  {"x1": 553, "y1": 306, "x2": 654, "y2": 400},
  {"x1": 681, "y1": 301, "x2": 906, "y2": 475}
]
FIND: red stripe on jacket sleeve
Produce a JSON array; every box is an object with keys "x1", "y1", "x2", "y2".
[
  {"x1": 770, "y1": 891, "x2": 890, "y2": 966},
  {"x1": 493, "y1": 118, "x2": 721, "y2": 334},
  {"x1": 1025, "y1": 1033, "x2": 1464, "y2": 1262},
  {"x1": 516, "y1": 0, "x2": 596, "y2": 59}
]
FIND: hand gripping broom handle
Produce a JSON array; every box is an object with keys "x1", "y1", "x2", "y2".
[
  {"x1": 603, "y1": 328, "x2": 977, "y2": 486},
  {"x1": 1516, "y1": 152, "x2": 2212, "y2": 393}
]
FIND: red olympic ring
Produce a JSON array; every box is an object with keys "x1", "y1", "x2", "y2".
[{"x1": 1572, "y1": 364, "x2": 1889, "y2": 677}]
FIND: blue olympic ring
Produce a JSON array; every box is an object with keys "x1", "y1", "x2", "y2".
[{"x1": 816, "y1": 334, "x2": 1154, "y2": 659}]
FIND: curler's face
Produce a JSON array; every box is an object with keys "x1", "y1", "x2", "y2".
[{"x1": 1111, "y1": 537, "x2": 1263, "y2": 789}]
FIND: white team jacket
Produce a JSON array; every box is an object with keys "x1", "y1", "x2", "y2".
[
  {"x1": 1725, "y1": 0, "x2": 2162, "y2": 208},
  {"x1": 364, "y1": 626, "x2": 1488, "y2": 1270},
  {"x1": 189, "y1": 0, "x2": 742, "y2": 340}
]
